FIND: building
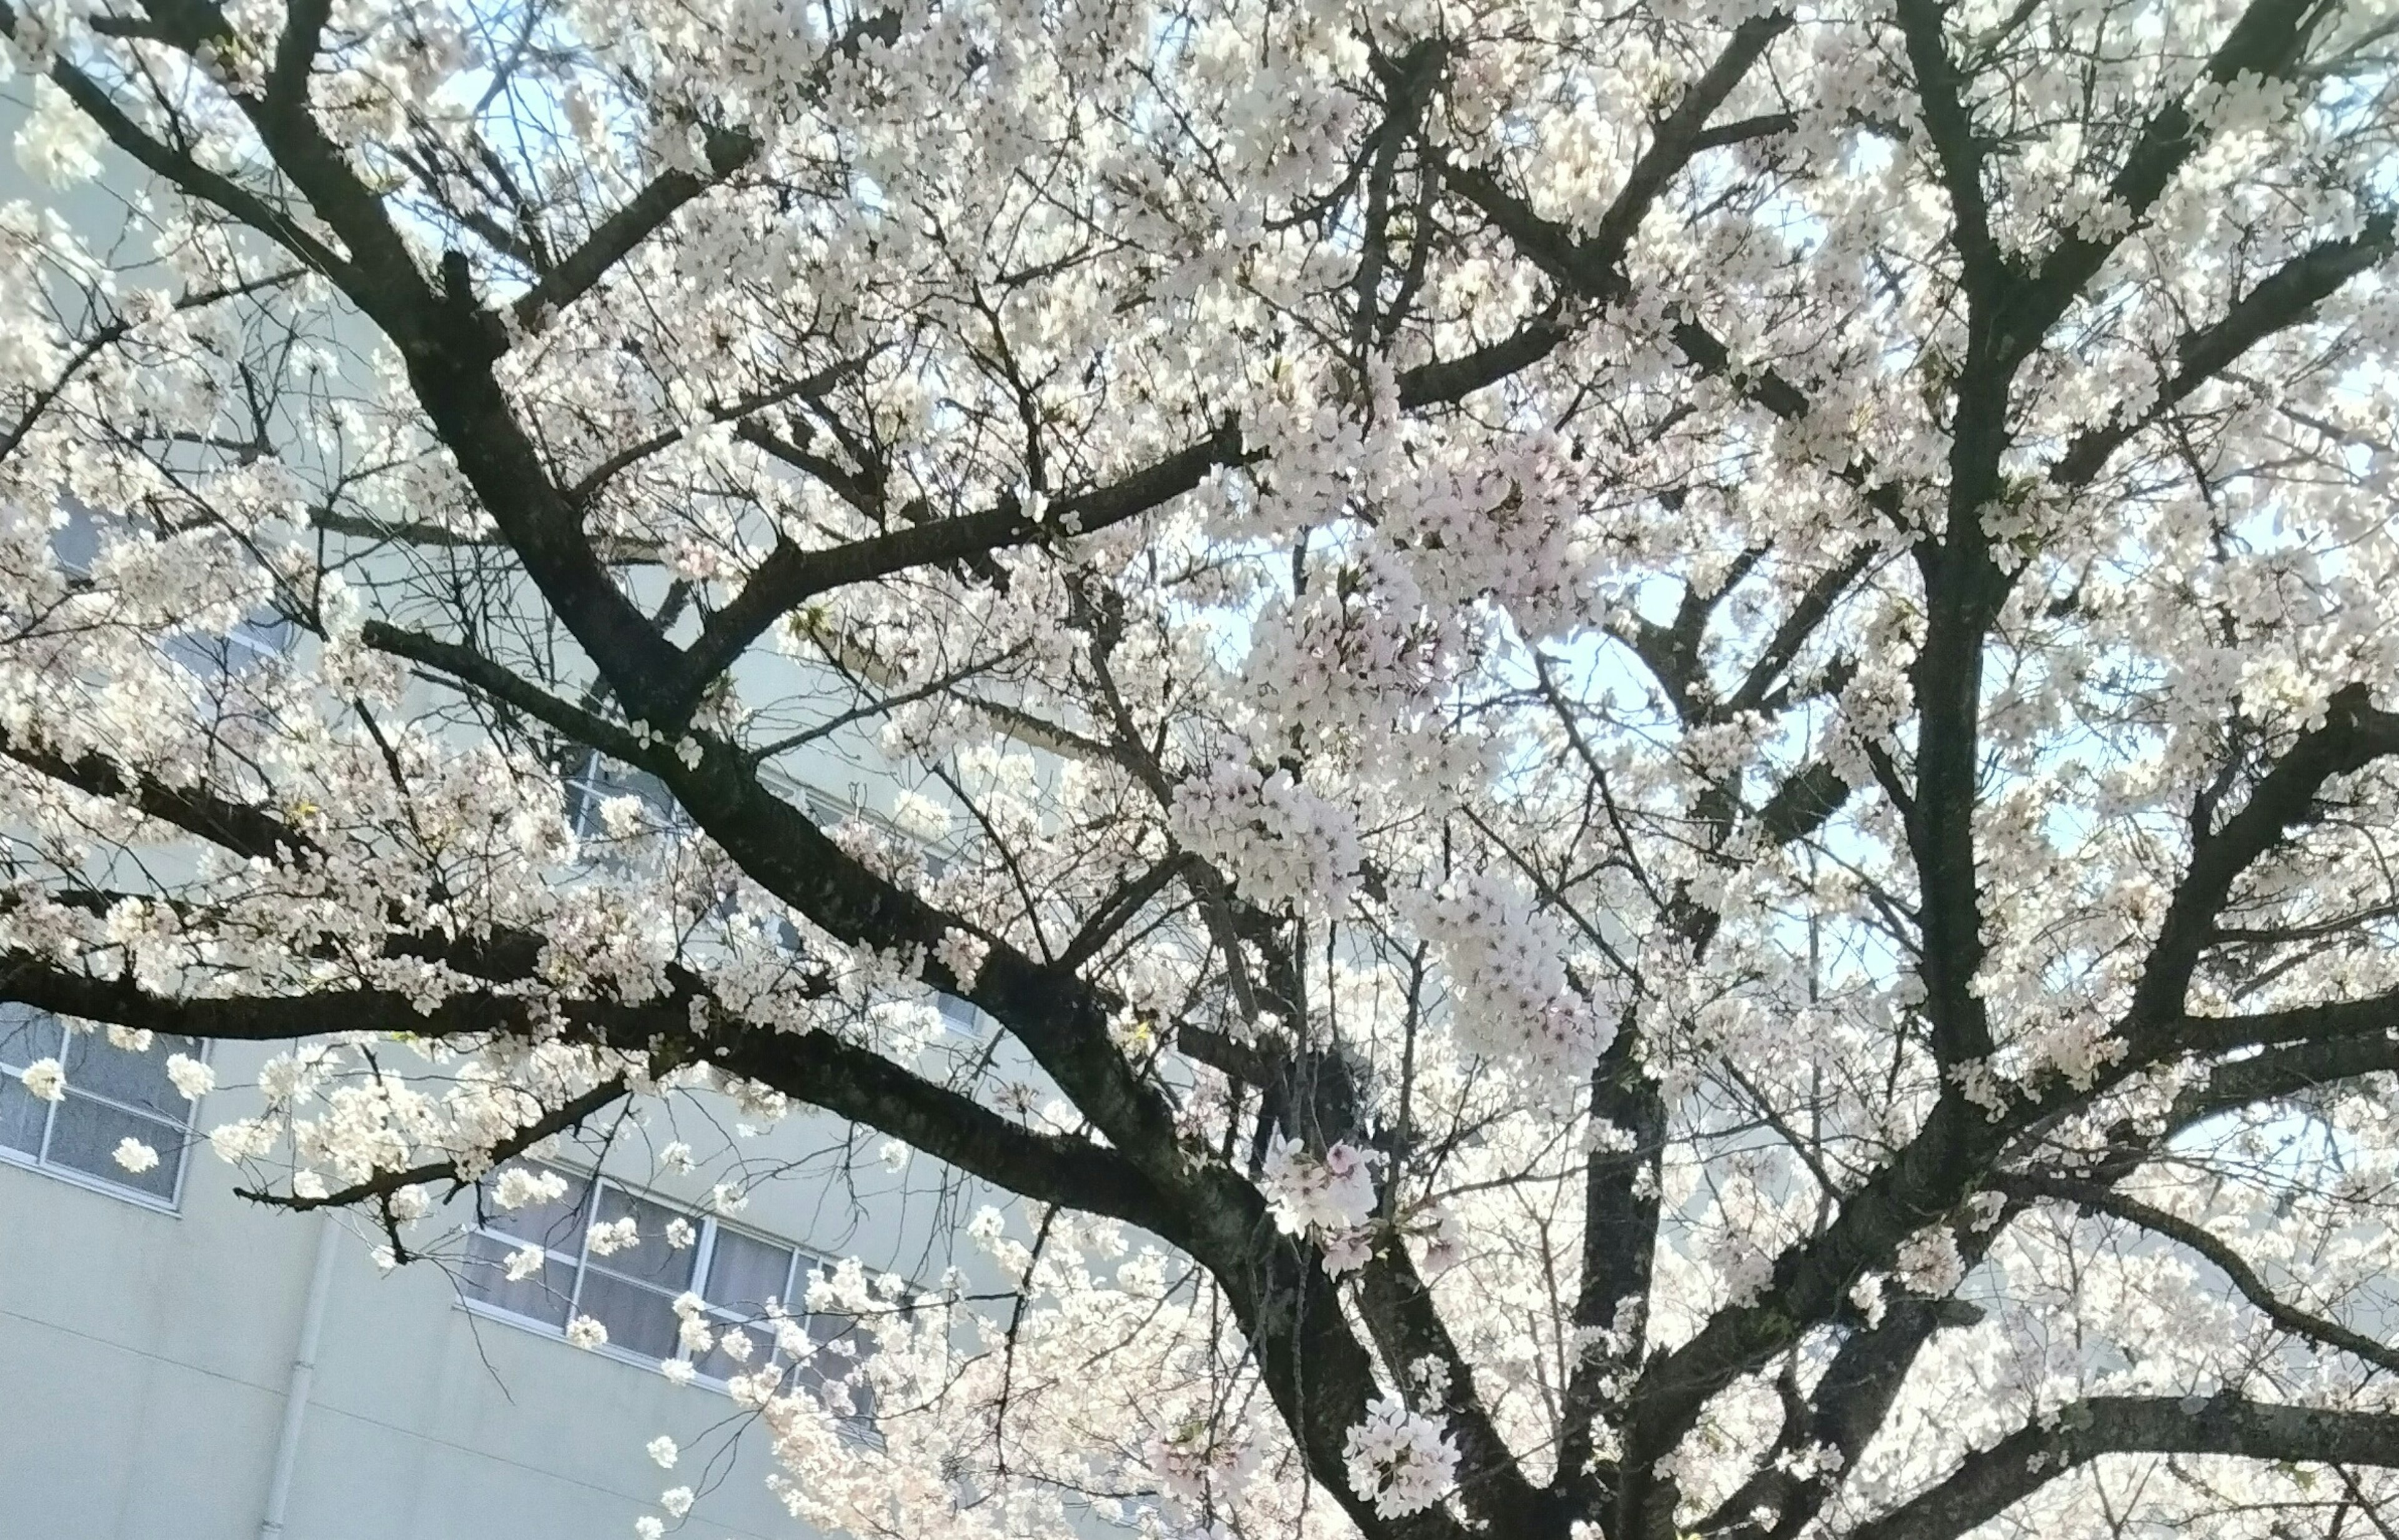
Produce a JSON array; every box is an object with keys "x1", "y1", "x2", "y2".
[
  {"x1": 0, "y1": 985, "x2": 974, "y2": 1540},
  {"x1": 0, "y1": 500, "x2": 1008, "y2": 1540},
  {"x1": 0, "y1": 524, "x2": 998, "y2": 1540}
]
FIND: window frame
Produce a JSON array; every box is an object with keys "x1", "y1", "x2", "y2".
[
  {"x1": 0, "y1": 1011, "x2": 206, "y2": 1215},
  {"x1": 159, "y1": 608, "x2": 300, "y2": 683},
  {"x1": 561, "y1": 749, "x2": 697, "y2": 862},
  {"x1": 454, "y1": 1162, "x2": 873, "y2": 1407}
]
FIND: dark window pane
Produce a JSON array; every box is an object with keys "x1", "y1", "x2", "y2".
[
  {"x1": 62, "y1": 1031, "x2": 200, "y2": 1119},
  {"x1": 567, "y1": 755, "x2": 683, "y2": 838},
  {"x1": 0, "y1": 1076, "x2": 47, "y2": 1155},
  {"x1": 459, "y1": 1231, "x2": 574, "y2": 1326},
  {"x1": 575, "y1": 1271, "x2": 680, "y2": 1361},
  {"x1": 691, "y1": 1299, "x2": 826, "y2": 1386},
  {"x1": 235, "y1": 612, "x2": 297, "y2": 658},
  {"x1": 588, "y1": 1186, "x2": 693, "y2": 1289},
  {"x1": 161, "y1": 633, "x2": 231, "y2": 677},
  {"x1": 52, "y1": 502, "x2": 100, "y2": 573},
  {"x1": 478, "y1": 1164, "x2": 591, "y2": 1249},
  {"x1": 705, "y1": 1228, "x2": 794, "y2": 1314},
  {"x1": 45, "y1": 1098, "x2": 182, "y2": 1200},
  {"x1": 692, "y1": 1327, "x2": 778, "y2": 1386},
  {"x1": 0, "y1": 1005, "x2": 62, "y2": 1069},
  {"x1": 783, "y1": 1315, "x2": 878, "y2": 1419}
]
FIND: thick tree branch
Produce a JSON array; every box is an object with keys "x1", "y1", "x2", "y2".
[
  {"x1": 514, "y1": 124, "x2": 760, "y2": 324},
  {"x1": 1995, "y1": 1172, "x2": 2399, "y2": 1373},
  {"x1": 2052, "y1": 212, "x2": 2397, "y2": 487},
  {"x1": 0, "y1": 725, "x2": 312, "y2": 862},
  {"x1": 1424, "y1": 12, "x2": 1794, "y2": 416},
  {"x1": 2128, "y1": 685, "x2": 2399, "y2": 1030},
  {"x1": 1355, "y1": 1246, "x2": 1555, "y2": 1534},
  {"x1": 1895, "y1": 0, "x2": 2004, "y2": 299},
  {"x1": 1998, "y1": 0, "x2": 2330, "y2": 365},
  {"x1": 1850, "y1": 1395, "x2": 2399, "y2": 1540},
  {"x1": 672, "y1": 419, "x2": 1252, "y2": 705},
  {"x1": 354, "y1": 623, "x2": 1454, "y2": 1538},
  {"x1": 1556, "y1": 1028, "x2": 1665, "y2": 1498},
  {"x1": 0, "y1": 948, "x2": 1183, "y2": 1241}
]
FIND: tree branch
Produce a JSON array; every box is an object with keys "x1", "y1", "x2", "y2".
[
  {"x1": 514, "y1": 124, "x2": 760, "y2": 324},
  {"x1": 1998, "y1": 0, "x2": 2330, "y2": 365},
  {"x1": 1895, "y1": 0, "x2": 2005, "y2": 299},
  {"x1": 2127, "y1": 684, "x2": 2399, "y2": 1030},
  {"x1": 670, "y1": 418, "x2": 1252, "y2": 705},
  {"x1": 2052, "y1": 212, "x2": 2397, "y2": 487},
  {"x1": 1995, "y1": 1171, "x2": 2399, "y2": 1374},
  {"x1": 1850, "y1": 1395, "x2": 2399, "y2": 1540}
]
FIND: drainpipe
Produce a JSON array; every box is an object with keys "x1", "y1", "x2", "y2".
[{"x1": 260, "y1": 1216, "x2": 341, "y2": 1540}]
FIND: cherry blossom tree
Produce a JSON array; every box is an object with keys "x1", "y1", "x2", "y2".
[{"x1": 5, "y1": 0, "x2": 2399, "y2": 1536}]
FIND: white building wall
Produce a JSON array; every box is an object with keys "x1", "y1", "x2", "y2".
[{"x1": 0, "y1": 1030, "x2": 976, "y2": 1540}]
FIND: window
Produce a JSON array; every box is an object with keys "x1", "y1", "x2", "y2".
[
  {"x1": 0, "y1": 1005, "x2": 202, "y2": 1206},
  {"x1": 457, "y1": 1163, "x2": 875, "y2": 1411},
  {"x1": 563, "y1": 751, "x2": 692, "y2": 848},
  {"x1": 161, "y1": 609, "x2": 298, "y2": 680},
  {"x1": 706, "y1": 885, "x2": 808, "y2": 955},
  {"x1": 794, "y1": 786, "x2": 972, "y2": 1030}
]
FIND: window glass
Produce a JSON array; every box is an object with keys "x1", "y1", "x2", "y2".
[
  {"x1": 0, "y1": 1077, "x2": 44, "y2": 1156},
  {"x1": 457, "y1": 1163, "x2": 883, "y2": 1421},
  {"x1": 459, "y1": 1231, "x2": 575, "y2": 1326},
  {"x1": 565, "y1": 753, "x2": 685, "y2": 839},
  {"x1": 479, "y1": 1165, "x2": 592, "y2": 1250},
  {"x1": 784, "y1": 1309, "x2": 878, "y2": 1416},
  {"x1": 161, "y1": 612, "x2": 294, "y2": 680},
  {"x1": 590, "y1": 1186, "x2": 695, "y2": 1291},
  {"x1": 705, "y1": 1228, "x2": 795, "y2": 1315},
  {"x1": 52, "y1": 501, "x2": 100, "y2": 573},
  {"x1": 44, "y1": 1097, "x2": 182, "y2": 1200},
  {"x1": 0, "y1": 1004, "x2": 62, "y2": 1067},
  {"x1": 691, "y1": 1326, "x2": 774, "y2": 1386},
  {"x1": 62, "y1": 1030, "x2": 201, "y2": 1118},
  {"x1": 575, "y1": 1269, "x2": 683, "y2": 1361},
  {"x1": 0, "y1": 1008, "x2": 200, "y2": 1205}
]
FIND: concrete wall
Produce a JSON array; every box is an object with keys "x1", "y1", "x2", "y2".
[{"x1": 0, "y1": 1031, "x2": 993, "y2": 1540}]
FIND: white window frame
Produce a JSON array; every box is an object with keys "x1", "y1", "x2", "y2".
[
  {"x1": 562, "y1": 750, "x2": 696, "y2": 860},
  {"x1": 0, "y1": 1010, "x2": 206, "y2": 1215},
  {"x1": 455, "y1": 1163, "x2": 875, "y2": 1411}
]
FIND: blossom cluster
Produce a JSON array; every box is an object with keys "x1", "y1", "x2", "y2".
[{"x1": 1340, "y1": 1394, "x2": 1459, "y2": 1519}]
